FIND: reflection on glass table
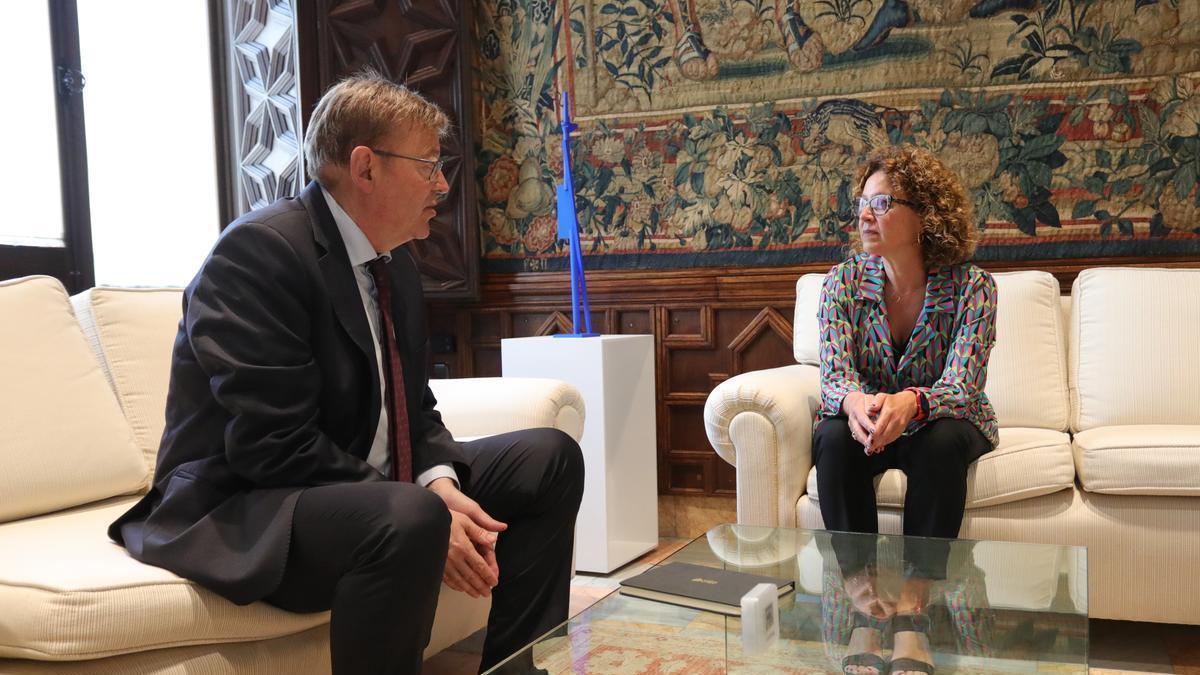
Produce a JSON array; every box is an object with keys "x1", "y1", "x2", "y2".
[{"x1": 485, "y1": 524, "x2": 1086, "y2": 674}]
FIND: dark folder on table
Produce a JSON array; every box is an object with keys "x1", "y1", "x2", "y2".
[{"x1": 618, "y1": 562, "x2": 793, "y2": 616}]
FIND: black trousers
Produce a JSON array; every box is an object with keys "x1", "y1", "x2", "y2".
[
  {"x1": 264, "y1": 427, "x2": 584, "y2": 675},
  {"x1": 812, "y1": 416, "x2": 990, "y2": 579}
]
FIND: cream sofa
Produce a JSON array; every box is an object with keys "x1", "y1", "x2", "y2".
[
  {"x1": 0, "y1": 275, "x2": 586, "y2": 673},
  {"x1": 704, "y1": 267, "x2": 1200, "y2": 625}
]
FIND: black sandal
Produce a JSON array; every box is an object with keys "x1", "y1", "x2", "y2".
[
  {"x1": 842, "y1": 612, "x2": 887, "y2": 675},
  {"x1": 888, "y1": 613, "x2": 935, "y2": 675}
]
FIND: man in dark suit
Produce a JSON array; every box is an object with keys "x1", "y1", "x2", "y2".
[{"x1": 109, "y1": 72, "x2": 584, "y2": 675}]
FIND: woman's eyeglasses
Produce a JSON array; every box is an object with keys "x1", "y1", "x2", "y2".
[{"x1": 855, "y1": 194, "x2": 918, "y2": 217}]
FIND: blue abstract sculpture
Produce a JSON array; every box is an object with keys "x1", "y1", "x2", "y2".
[{"x1": 554, "y1": 91, "x2": 597, "y2": 338}]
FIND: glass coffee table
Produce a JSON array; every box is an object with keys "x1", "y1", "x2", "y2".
[{"x1": 486, "y1": 524, "x2": 1087, "y2": 673}]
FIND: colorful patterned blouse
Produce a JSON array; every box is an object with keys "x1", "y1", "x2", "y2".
[{"x1": 817, "y1": 253, "x2": 999, "y2": 447}]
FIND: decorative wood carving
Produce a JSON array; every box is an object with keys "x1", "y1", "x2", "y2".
[
  {"x1": 728, "y1": 307, "x2": 794, "y2": 375},
  {"x1": 297, "y1": 0, "x2": 479, "y2": 299},
  {"x1": 429, "y1": 257, "x2": 1200, "y2": 497},
  {"x1": 229, "y1": 0, "x2": 302, "y2": 214}
]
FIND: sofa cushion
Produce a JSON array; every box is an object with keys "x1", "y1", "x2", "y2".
[
  {"x1": 792, "y1": 273, "x2": 824, "y2": 365},
  {"x1": 1072, "y1": 425, "x2": 1200, "y2": 496},
  {"x1": 985, "y1": 271, "x2": 1070, "y2": 430},
  {"x1": 806, "y1": 427, "x2": 1074, "y2": 509},
  {"x1": 0, "y1": 498, "x2": 328, "y2": 661},
  {"x1": 793, "y1": 271, "x2": 1069, "y2": 430},
  {"x1": 71, "y1": 287, "x2": 183, "y2": 469},
  {"x1": 1071, "y1": 267, "x2": 1200, "y2": 431},
  {"x1": 0, "y1": 276, "x2": 148, "y2": 523}
]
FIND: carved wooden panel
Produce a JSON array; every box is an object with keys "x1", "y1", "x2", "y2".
[
  {"x1": 229, "y1": 0, "x2": 302, "y2": 213},
  {"x1": 659, "y1": 305, "x2": 793, "y2": 495},
  {"x1": 297, "y1": 0, "x2": 479, "y2": 299}
]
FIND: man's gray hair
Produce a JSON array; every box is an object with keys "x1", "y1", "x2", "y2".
[{"x1": 303, "y1": 69, "x2": 450, "y2": 185}]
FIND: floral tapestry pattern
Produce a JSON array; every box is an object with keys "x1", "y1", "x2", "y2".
[{"x1": 476, "y1": 0, "x2": 1200, "y2": 271}]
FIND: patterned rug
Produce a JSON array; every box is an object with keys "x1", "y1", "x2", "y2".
[
  {"x1": 527, "y1": 595, "x2": 1086, "y2": 673},
  {"x1": 531, "y1": 610, "x2": 832, "y2": 674}
]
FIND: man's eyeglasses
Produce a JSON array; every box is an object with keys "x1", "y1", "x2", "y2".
[
  {"x1": 855, "y1": 194, "x2": 918, "y2": 217},
  {"x1": 369, "y1": 148, "x2": 444, "y2": 181}
]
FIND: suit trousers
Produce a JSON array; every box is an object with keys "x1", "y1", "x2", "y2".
[
  {"x1": 811, "y1": 416, "x2": 990, "y2": 579},
  {"x1": 264, "y1": 427, "x2": 584, "y2": 675}
]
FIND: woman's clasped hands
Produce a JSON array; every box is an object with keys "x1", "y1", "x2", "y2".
[{"x1": 845, "y1": 390, "x2": 921, "y2": 455}]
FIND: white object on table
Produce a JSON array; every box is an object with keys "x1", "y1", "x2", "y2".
[{"x1": 740, "y1": 582, "x2": 780, "y2": 655}]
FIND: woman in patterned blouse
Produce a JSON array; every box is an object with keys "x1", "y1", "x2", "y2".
[{"x1": 814, "y1": 145, "x2": 998, "y2": 675}]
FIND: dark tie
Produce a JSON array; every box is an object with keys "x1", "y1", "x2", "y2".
[{"x1": 367, "y1": 258, "x2": 413, "y2": 482}]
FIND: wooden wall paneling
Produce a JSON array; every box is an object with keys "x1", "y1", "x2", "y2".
[
  {"x1": 657, "y1": 303, "x2": 794, "y2": 495},
  {"x1": 665, "y1": 453, "x2": 710, "y2": 494},
  {"x1": 514, "y1": 308, "x2": 606, "y2": 337},
  {"x1": 467, "y1": 309, "x2": 502, "y2": 378},
  {"x1": 297, "y1": 0, "x2": 479, "y2": 299},
  {"x1": 727, "y1": 306, "x2": 795, "y2": 375},
  {"x1": 658, "y1": 305, "x2": 707, "y2": 493},
  {"x1": 511, "y1": 310, "x2": 574, "y2": 338},
  {"x1": 660, "y1": 304, "x2": 743, "y2": 495},
  {"x1": 615, "y1": 308, "x2": 653, "y2": 334}
]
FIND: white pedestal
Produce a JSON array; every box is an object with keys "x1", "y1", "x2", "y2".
[{"x1": 501, "y1": 335, "x2": 658, "y2": 573}]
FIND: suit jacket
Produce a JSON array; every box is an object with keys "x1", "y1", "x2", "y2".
[{"x1": 109, "y1": 182, "x2": 468, "y2": 605}]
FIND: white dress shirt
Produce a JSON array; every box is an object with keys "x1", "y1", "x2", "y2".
[{"x1": 321, "y1": 187, "x2": 458, "y2": 488}]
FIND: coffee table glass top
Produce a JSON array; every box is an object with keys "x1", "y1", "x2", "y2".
[{"x1": 486, "y1": 525, "x2": 1087, "y2": 674}]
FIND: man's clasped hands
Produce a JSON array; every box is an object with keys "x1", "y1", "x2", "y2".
[{"x1": 427, "y1": 478, "x2": 505, "y2": 599}]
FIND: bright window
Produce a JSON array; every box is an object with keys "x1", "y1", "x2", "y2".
[
  {"x1": 0, "y1": 4, "x2": 65, "y2": 247},
  {"x1": 78, "y1": 0, "x2": 220, "y2": 286}
]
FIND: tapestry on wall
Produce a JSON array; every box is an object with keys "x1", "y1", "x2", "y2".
[{"x1": 475, "y1": 0, "x2": 1200, "y2": 272}]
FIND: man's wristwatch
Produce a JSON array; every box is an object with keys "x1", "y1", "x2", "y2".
[{"x1": 904, "y1": 387, "x2": 929, "y2": 421}]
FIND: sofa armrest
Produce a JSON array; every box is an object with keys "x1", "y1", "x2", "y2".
[
  {"x1": 704, "y1": 364, "x2": 820, "y2": 528},
  {"x1": 429, "y1": 377, "x2": 585, "y2": 443}
]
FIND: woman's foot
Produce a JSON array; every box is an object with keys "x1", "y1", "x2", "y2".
[
  {"x1": 889, "y1": 613, "x2": 935, "y2": 675},
  {"x1": 843, "y1": 624, "x2": 886, "y2": 675}
]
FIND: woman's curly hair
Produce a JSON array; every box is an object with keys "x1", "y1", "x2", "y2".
[{"x1": 850, "y1": 144, "x2": 979, "y2": 268}]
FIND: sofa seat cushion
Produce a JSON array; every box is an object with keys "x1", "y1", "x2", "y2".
[
  {"x1": 0, "y1": 276, "x2": 149, "y2": 523},
  {"x1": 1073, "y1": 425, "x2": 1200, "y2": 496},
  {"x1": 807, "y1": 427, "x2": 1074, "y2": 510},
  {"x1": 0, "y1": 498, "x2": 327, "y2": 661}
]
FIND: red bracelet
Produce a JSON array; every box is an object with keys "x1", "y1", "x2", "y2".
[{"x1": 904, "y1": 387, "x2": 928, "y2": 421}]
